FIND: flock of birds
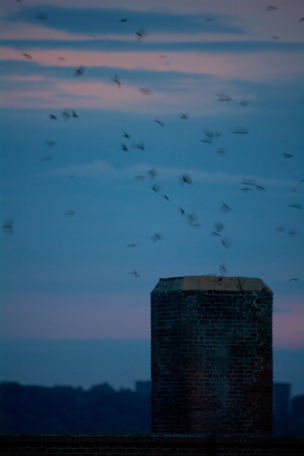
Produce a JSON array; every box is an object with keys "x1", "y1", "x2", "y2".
[{"x1": 3, "y1": 4, "x2": 303, "y2": 284}]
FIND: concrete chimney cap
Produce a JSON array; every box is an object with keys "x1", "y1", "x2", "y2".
[{"x1": 152, "y1": 275, "x2": 272, "y2": 293}]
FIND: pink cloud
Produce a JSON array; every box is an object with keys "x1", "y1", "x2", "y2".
[
  {"x1": 273, "y1": 296, "x2": 304, "y2": 349},
  {"x1": 1, "y1": 292, "x2": 150, "y2": 339}
]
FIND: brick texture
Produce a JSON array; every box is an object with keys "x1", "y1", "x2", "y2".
[
  {"x1": 0, "y1": 434, "x2": 303, "y2": 456},
  {"x1": 151, "y1": 276, "x2": 273, "y2": 434}
]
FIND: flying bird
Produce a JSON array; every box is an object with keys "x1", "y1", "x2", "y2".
[
  {"x1": 201, "y1": 137, "x2": 213, "y2": 145},
  {"x1": 187, "y1": 212, "x2": 200, "y2": 227},
  {"x1": 162, "y1": 194, "x2": 170, "y2": 201},
  {"x1": 216, "y1": 148, "x2": 225, "y2": 155},
  {"x1": 121, "y1": 144, "x2": 128, "y2": 151},
  {"x1": 151, "y1": 184, "x2": 161, "y2": 193},
  {"x1": 266, "y1": 6, "x2": 278, "y2": 11},
  {"x1": 218, "y1": 93, "x2": 232, "y2": 101},
  {"x1": 129, "y1": 270, "x2": 140, "y2": 278},
  {"x1": 49, "y1": 114, "x2": 57, "y2": 120},
  {"x1": 74, "y1": 66, "x2": 85, "y2": 77},
  {"x1": 151, "y1": 233, "x2": 163, "y2": 243},
  {"x1": 112, "y1": 74, "x2": 121, "y2": 88},
  {"x1": 179, "y1": 173, "x2": 193, "y2": 185},
  {"x1": 219, "y1": 263, "x2": 228, "y2": 276},
  {"x1": 138, "y1": 87, "x2": 152, "y2": 96},
  {"x1": 134, "y1": 175, "x2": 146, "y2": 181},
  {"x1": 221, "y1": 203, "x2": 232, "y2": 213},
  {"x1": 2, "y1": 219, "x2": 13, "y2": 235},
  {"x1": 61, "y1": 108, "x2": 70, "y2": 121},
  {"x1": 240, "y1": 187, "x2": 252, "y2": 193},
  {"x1": 206, "y1": 18, "x2": 215, "y2": 22},
  {"x1": 88, "y1": 34, "x2": 97, "y2": 38},
  {"x1": 221, "y1": 237, "x2": 232, "y2": 249},
  {"x1": 132, "y1": 141, "x2": 145, "y2": 151},
  {"x1": 283, "y1": 153, "x2": 294, "y2": 158},
  {"x1": 36, "y1": 12, "x2": 48, "y2": 20},
  {"x1": 287, "y1": 229, "x2": 297, "y2": 238},
  {"x1": 289, "y1": 204, "x2": 302, "y2": 210},
  {"x1": 58, "y1": 57, "x2": 65, "y2": 61},
  {"x1": 65, "y1": 210, "x2": 75, "y2": 216},
  {"x1": 240, "y1": 99, "x2": 249, "y2": 106},
  {"x1": 255, "y1": 185, "x2": 266, "y2": 191},
  {"x1": 147, "y1": 168, "x2": 158, "y2": 179},
  {"x1": 119, "y1": 17, "x2": 127, "y2": 23},
  {"x1": 127, "y1": 243, "x2": 137, "y2": 248},
  {"x1": 180, "y1": 113, "x2": 189, "y2": 119},
  {"x1": 232, "y1": 126, "x2": 248, "y2": 134},
  {"x1": 154, "y1": 119, "x2": 165, "y2": 128},
  {"x1": 298, "y1": 17, "x2": 304, "y2": 23},
  {"x1": 179, "y1": 207, "x2": 186, "y2": 216},
  {"x1": 71, "y1": 110, "x2": 78, "y2": 118},
  {"x1": 135, "y1": 28, "x2": 147, "y2": 41},
  {"x1": 288, "y1": 278, "x2": 299, "y2": 282},
  {"x1": 123, "y1": 131, "x2": 130, "y2": 139},
  {"x1": 214, "y1": 221, "x2": 224, "y2": 233},
  {"x1": 21, "y1": 53, "x2": 32, "y2": 60}
]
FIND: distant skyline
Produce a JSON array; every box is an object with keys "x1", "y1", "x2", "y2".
[{"x1": 0, "y1": 0, "x2": 303, "y2": 391}]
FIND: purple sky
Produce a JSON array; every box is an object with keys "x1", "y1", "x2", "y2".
[{"x1": 0, "y1": 0, "x2": 303, "y2": 391}]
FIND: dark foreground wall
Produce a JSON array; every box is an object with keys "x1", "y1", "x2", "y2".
[{"x1": 1, "y1": 434, "x2": 303, "y2": 456}]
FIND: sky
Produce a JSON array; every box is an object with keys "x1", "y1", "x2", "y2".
[{"x1": 0, "y1": 0, "x2": 304, "y2": 393}]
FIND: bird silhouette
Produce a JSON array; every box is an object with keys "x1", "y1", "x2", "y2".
[
  {"x1": 201, "y1": 137, "x2": 213, "y2": 145},
  {"x1": 216, "y1": 148, "x2": 225, "y2": 155},
  {"x1": 288, "y1": 278, "x2": 299, "y2": 282},
  {"x1": 151, "y1": 183, "x2": 161, "y2": 193},
  {"x1": 206, "y1": 18, "x2": 215, "y2": 22},
  {"x1": 218, "y1": 93, "x2": 232, "y2": 101},
  {"x1": 283, "y1": 153, "x2": 294, "y2": 158},
  {"x1": 287, "y1": 229, "x2": 297, "y2": 238},
  {"x1": 61, "y1": 108, "x2": 70, "y2": 121},
  {"x1": 151, "y1": 233, "x2": 163, "y2": 243},
  {"x1": 21, "y1": 53, "x2": 32, "y2": 60},
  {"x1": 49, "y1": 114, "x2": 57, "y2": 120},
  {"x1": 179, "y1": 207, "x2": 186, "y2": 216},
  {"x1": 289, "y1": 204, "x2": 302, "y2": 210},
  {"x1": 240, "y1": 187, "x2": 252, "y2": 193},
  {"x1": 214, "y1": 221, "x2": 224, "y2": 233},
  {"x1": 112, "y1": 74, "x2": 121, "y2": 88},
  {"x1": 119, "y1": 17, "x2": 127, "y2": 23},
  {"x1": 299, "y1": 17, "x2": 304, "y2": 23},
  {"x1": 162, "y1": 194, "x2": 170, "y2": 201},
  {"x1": 266, "y1": 6, "x2": 278, "y2": 11},
  {"x1": 154, "y1": 119, "x2": 165, "y2": 128},
  {"x1": 219, "y1": 263, "x2": 228, "y2": 275},
  {"x1": 221, "y1": 237, "x2": 232, "y2": 249},
  {"x1": 240, "y1": 99, "x2": 249, "y2": 106},
  {"x1": 138, "y1": 87, "x2": 152, "y2": 96},
  {"x1": 135, "y1": 28, "x2": 147, "y2": 41},
  {"x1": 121, "y1": 144, "x2": 128, "y2": 151},
  {"x1": 71, "y1": 110, "x2": 78, "y2": 118},
  {"x1": 221, "y1": 203, "x2": 232, "y2": 213},
  {"x1": 2, "y1": 219, "x2": 13, "y2": 234},
  {"x1": 179, "y1": 173, "x2": 193, "y2": 185},
  {"x1": 65, "y1": 210, "x2": 75, "y2": 216},
  {"x1": 232, "y1": 126, "x2": 248, "y2": 134},
  {"x1": 127, "y1": 243, "x2": 137, "y2": 248},
  {"x1": 129, "y1": 270, "x2": 140, "y2": 278},
  {"x1": 36, "y1": 12, "x2": 48, "y2": 20},
  {"x1": 74, "y1": 66, "x2": 85, "y2": 77},
  {"x1": 147, "y1": 168, "x2": 158, "y2": 179},
  {"x1": 180, "y1": 113, "x2": 189, "y2": 119},
  {"x1": 123, "y1": 131, "x2": 130, "y2": 139},
  {"x1": 132, "y1": 141, "x2": 145, "y2": 151}
]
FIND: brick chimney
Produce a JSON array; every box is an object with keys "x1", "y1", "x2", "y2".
[{"x1": 151, "y1": 275, "x2": 273, "y2": 434}]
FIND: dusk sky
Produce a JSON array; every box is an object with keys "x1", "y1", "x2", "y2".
[{"x1": 0, "y1": 0, "x2": 304, "y2": 394}]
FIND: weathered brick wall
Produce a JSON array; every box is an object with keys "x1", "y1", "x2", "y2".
[
  {"x1": 151, "y1": 276, "x2": 273, "y2": 434},
  {"x1": 1, "y1": 434, "x2": 303, "y2": 456}
]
